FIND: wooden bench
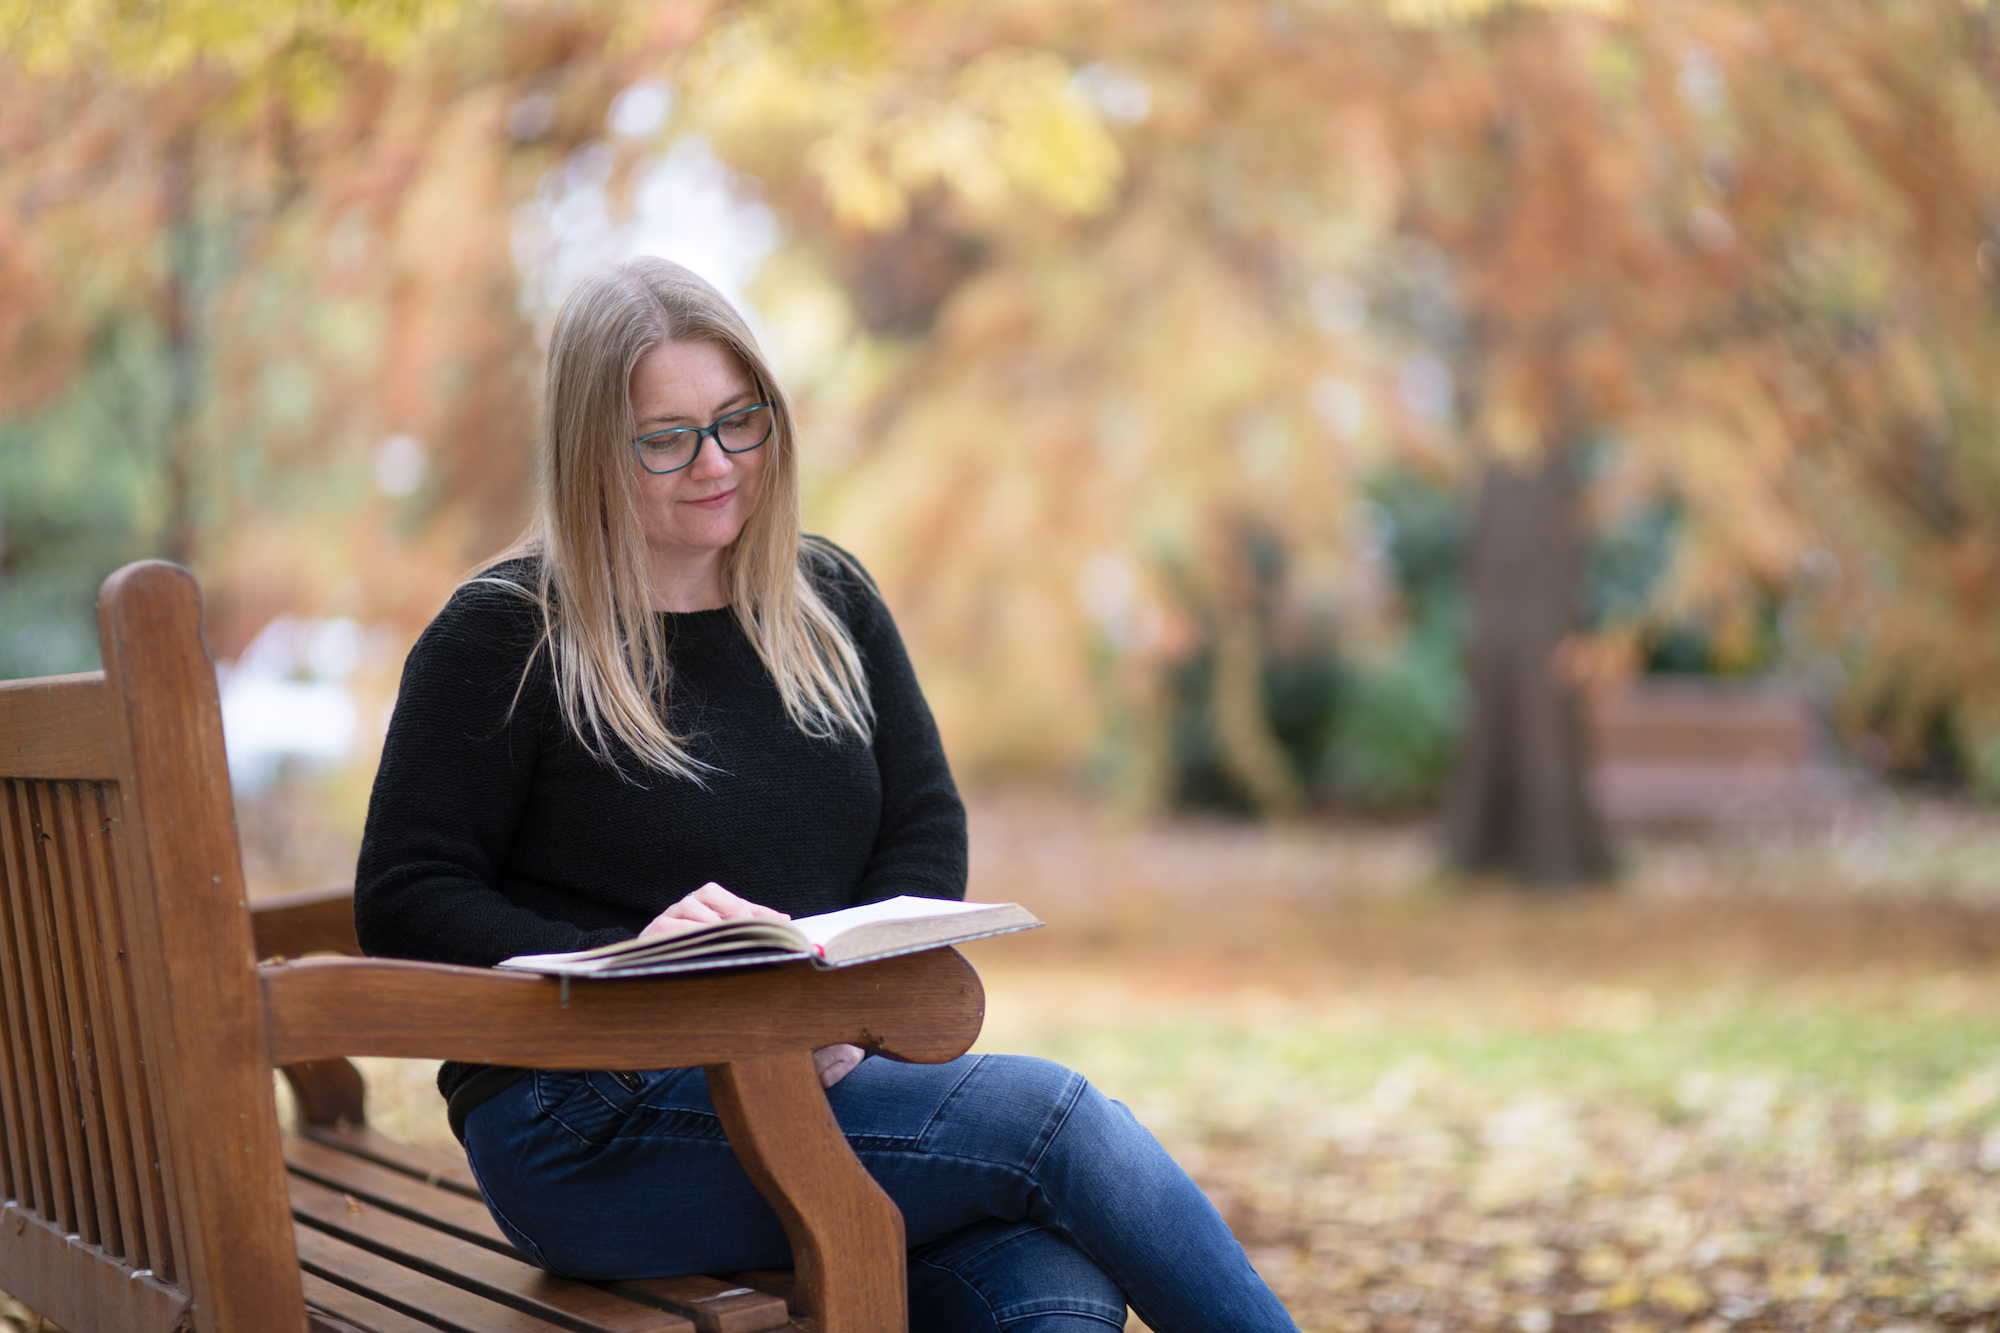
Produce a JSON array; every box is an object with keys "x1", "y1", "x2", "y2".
[
  {"x1": 0, "y1": 560, "x2": 985, "y2": 1332},
  {"x1": 1585, "y1": 676, "x2": 1855, "y2": 828}
]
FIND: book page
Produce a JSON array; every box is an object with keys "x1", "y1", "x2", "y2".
[
  {"x1": 500, "y1": 918, "x2": 808, "y2": 971},
  {"x1": 791, "y1": 896, "x2": 1000, "y2": 949},
  {"x1": 497, "y1": 896, "x2": 1033, "y2": 975}
]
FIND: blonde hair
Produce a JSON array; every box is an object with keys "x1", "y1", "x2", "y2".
[{"x1": 476, "y1": 258, "x2": 872, "y2": 780}]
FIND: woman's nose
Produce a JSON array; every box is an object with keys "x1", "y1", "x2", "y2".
[{"x1": 687, "y1": 434, "x2": 734, "y2": 479}]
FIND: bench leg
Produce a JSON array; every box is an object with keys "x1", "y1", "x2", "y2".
[
  {"x1": 706, "y1": 1052, "x2": 907, "y2": 1333},
  {"x1": 280, "y1": 1058, "x2": 367, "y2": 1127}
]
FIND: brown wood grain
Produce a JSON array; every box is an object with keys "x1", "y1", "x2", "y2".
[
  {"x1": 262, "y1": 947, "x2": 984, "y2": 1070},
  {"x1": 304, "y1": 1269, "x2": 485, "y2": 1333},
  {"x1": 295, "y1": 1223, "x2": 616, "y2": 1333},
  {"x1": 303, "y1": 1123, "x2": 486, "y2": 1200},
  {"x1": 723, "y1": 1271, "x2": 798, "y2": 1313},
  {"x1": 6, "y1": 779, "x2": 81, "y2": 1235},
  {"x1": 283, "y1": 1057, "x2": 369, "y2": 1127},
  {"x1": 707, "y1": 1055, "x2": 907, "y2": 1333},
  {"x1": 0, "y1": 672, "x2": 116, "y2": 781},
  {"x1": 309, "y1": 1304, "x2": 392, "y2": 1333},
  {"x1": 92, "y1": 779, "x2": 184, "y2": 1283},
  {"x1": 609, "y1": 1271, "x2": 800, "y2": 1332},
  {"x1": 0, "y1": 781, "x2": 50, "y2": 1221},
  {"x1": 58, "y1": 779, "x2": 146, "y2": 1266},
  {"x1": 98, "y1": 560, "x2": 310, "y2": 1331},
  {"x1": 292, "y1": 1174, "x2": 691, "y2": 1332},
  {"x1": 24, "y1": 782, "x2": 98, "y2": 1241},
  {"x1": 0, "y1": 1198, "x2": 191, "y2": 1333},
  {"x1": 0, "y1": 885, "x2": 22, "y2": 1208},
  {"x1": 44, "y1": 781, "x2": 119, "y2": 1252},
  {"x1": 285, "y1": 1133, "x2": 515, "y2": 1253},
  {"x1": 254, "y1": 883, "x2": 364, "y2": 959},
  {"x1": 290, "y1": 1134, "x2": 788, "y2": 1332}
]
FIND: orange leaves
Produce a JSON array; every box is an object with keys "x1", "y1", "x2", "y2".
[{"x1": 6, "y1": 0, "x2": 1998, "y2": 794}]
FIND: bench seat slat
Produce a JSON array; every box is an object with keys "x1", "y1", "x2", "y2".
[
  {"x1": 292, "y1": 1174, "x2": 691, "y2": 1333},
  {"x1": 723, "y1": 1270, "x2": 799, "y2": 1311},
  {"x1": 296, "y1": 1223, "x2": 616, "y2": 1333},
  {"x1": 289, "y1": 1130, "x2": 797, "y2": 1333},
  {"x1": 304, "y1": 1269, "x2": 472, "y2": 1333},
  {"x1": 305, "y1": 1123, "x2": 486, "y2": 1199},
  {"x1": 605, "y1": 1275, "x2": 802, "y2": 1333},
  {"x1": 287, "y1": 1133, "x2": 517, "y2": 1253}
]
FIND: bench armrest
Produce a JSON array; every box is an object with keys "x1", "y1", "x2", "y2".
[
  {"x1": 259, "y1": 946, "x2": 984, "y2": 1331},
  {"x1": 258, "y1": 946, "x2": 984, "y2": 1069}
]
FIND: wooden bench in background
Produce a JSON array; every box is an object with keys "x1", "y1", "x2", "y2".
[
  {"x1": 1585, "y1": 676, "x2": 1857, "y2": 829},
  {"x1": 0, "y1": 561, "x2": 985, "y2": 1332}
]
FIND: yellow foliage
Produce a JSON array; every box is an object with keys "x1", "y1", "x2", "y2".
[
  {"x1": 689, "y1": 18, "x2": 1120, "y2": 234},
  {"x1": 0, "y1": 0, "x2": 465, "y2": 82},
  {"x1": 957, "y1": 50, "x2": 1121, "y2": 217},
  {"x1": 8, "y1": 0, "x2": 2000, "y2": 796}
]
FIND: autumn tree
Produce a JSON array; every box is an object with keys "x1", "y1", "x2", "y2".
[
  {"x1": 0, "y1": 1, "x2": 714, "y2": 660},
  {"x1": 7, "y1": 0, "x2": 1998, "y2": 879},
  {"x1": 1367, "y1": 2, "x2": 2000, "y2": 879},
  {"x1": 670, "y1": 0, "x2": 2000, "y2": 876}
]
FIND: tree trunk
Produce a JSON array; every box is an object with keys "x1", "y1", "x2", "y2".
[{"x1": 1443, "y1": 445, "x2": 1611, "y2": 886}]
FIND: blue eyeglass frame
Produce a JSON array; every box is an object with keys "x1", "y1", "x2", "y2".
[{"x1": 630, "y1": 401, "x2": 774, "y2": 475}]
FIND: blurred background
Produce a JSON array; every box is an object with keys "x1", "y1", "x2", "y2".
[{"x1": 6, "y1": 1, "x2": 2000, "y2": 1330}]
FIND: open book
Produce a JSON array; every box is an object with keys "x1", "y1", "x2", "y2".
[{"x1": 496, "y1": 895, "x2": 1043, "y2": 978}]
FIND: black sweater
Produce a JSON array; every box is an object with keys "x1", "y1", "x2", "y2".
[{"x1": 354, "y1": 544, "x2": 967, "y2": 1122}]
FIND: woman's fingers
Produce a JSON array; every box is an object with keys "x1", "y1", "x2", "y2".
[
  {"x1": 637, "y1": 884, "x2": 789, "y2": 938},
  {"x1": 642, "y1": 884, "x2": 794, "y2": 942},
  {"x1": 812, "y1": 1043, "x2": 866, "y2": 1089},
  {"x1": 670, "y1": 882, "x2": 790, "y2": 922},
  {"x1": 637, "y1": 913, "x2": 703, "y2": 941}
]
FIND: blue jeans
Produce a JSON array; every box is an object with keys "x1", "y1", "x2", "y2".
[{"x1": 463, "y1": 1053, "x2": 1299, "y2": 1333}]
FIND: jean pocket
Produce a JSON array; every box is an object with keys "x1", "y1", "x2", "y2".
[{"x1": 534, "y1": 1068, "x2": 652, "y2": 1146}]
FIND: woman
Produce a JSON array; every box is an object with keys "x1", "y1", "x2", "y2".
[{"x1": 355, "y1": 257, "x2": 1300, "y2": 1333}]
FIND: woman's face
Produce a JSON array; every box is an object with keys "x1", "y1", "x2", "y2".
[{"x1": 627, "y1": 338, "x2": 771, "y2": 599}]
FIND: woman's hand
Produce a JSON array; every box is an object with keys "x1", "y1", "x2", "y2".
[
  {"x1": 638, "y1": 886, "x2": 857, "y2": 1087},
  {"x1": 812, "y1": 1043, "x2": 865, "y2": 1089},
  {"x1": 638, "y1": 882, "x2": 790, "y2": 940}
]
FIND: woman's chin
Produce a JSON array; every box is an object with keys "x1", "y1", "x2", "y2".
[{"x1": 655, "y1": 518, "x2": 749, "y2": 562}]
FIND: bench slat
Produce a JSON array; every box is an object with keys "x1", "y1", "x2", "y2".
[
  {"x1": 304, "y1": 1122, "x2": 486, "y2": 1199},
  {"x1": 723, "y1": 1271, "x2": 799, "y2": 1314},
  {"x1": 0, "y1": 673, "x2": 115, "y2": 780},
  {"x1": 292, "y1": 1174, "x2": 690, "y2": 1333},
  {"x1": 291, "y1": 1132, "x2": 797, "y2": 1332},
  {"x1": 296, "y1": 1223, "x2": 613, "y2": 1333},
  {"x1": 605, "y1": 1275, "x2": 801, "y2": 1333},
  {"x1": 304, "y1": 1269, "x2": 469, "y2": 1333},
  {"x1": 287, "y1": 1133, "x2": 516, "y2": 1253},
  {"x1": 254, "y1": 884, "x2": 365, "y2": 960}
]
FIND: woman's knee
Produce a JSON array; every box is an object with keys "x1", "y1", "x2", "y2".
[
  {"x1": 910, "y1": 1219, "x2": 1128, "y2": 1333},
  {"x1": 876, "y1": 1054, "x2": 1087, "y2": 1164}
]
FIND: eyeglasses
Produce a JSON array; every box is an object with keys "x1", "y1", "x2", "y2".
[{"x1": 631, "y1": 402, "x2": 774, "y2": 475}]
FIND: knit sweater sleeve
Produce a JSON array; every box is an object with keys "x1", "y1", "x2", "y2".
[
  {"x1": 353, "y1": 576, "x2": 634, "y2": 967},
  {"x1": 812, "y1": 542, "x2": 969, "y2": 906}
]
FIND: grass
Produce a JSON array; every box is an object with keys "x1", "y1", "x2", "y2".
[{"x1": 949, "y1": 793, "x2": 2000, "y2": 1333}]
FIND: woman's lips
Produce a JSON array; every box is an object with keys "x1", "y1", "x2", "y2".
[{"x1": 685, "y1": 488, "x2": 736, "y2": 510}]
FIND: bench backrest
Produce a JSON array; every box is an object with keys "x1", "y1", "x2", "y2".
[
  {"x1": 1588, "y1": 679, "x2": 1818, "y2": 769},
  {"x1": 0, "y1": 562, "x2": 305, "y2": 1331}
]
